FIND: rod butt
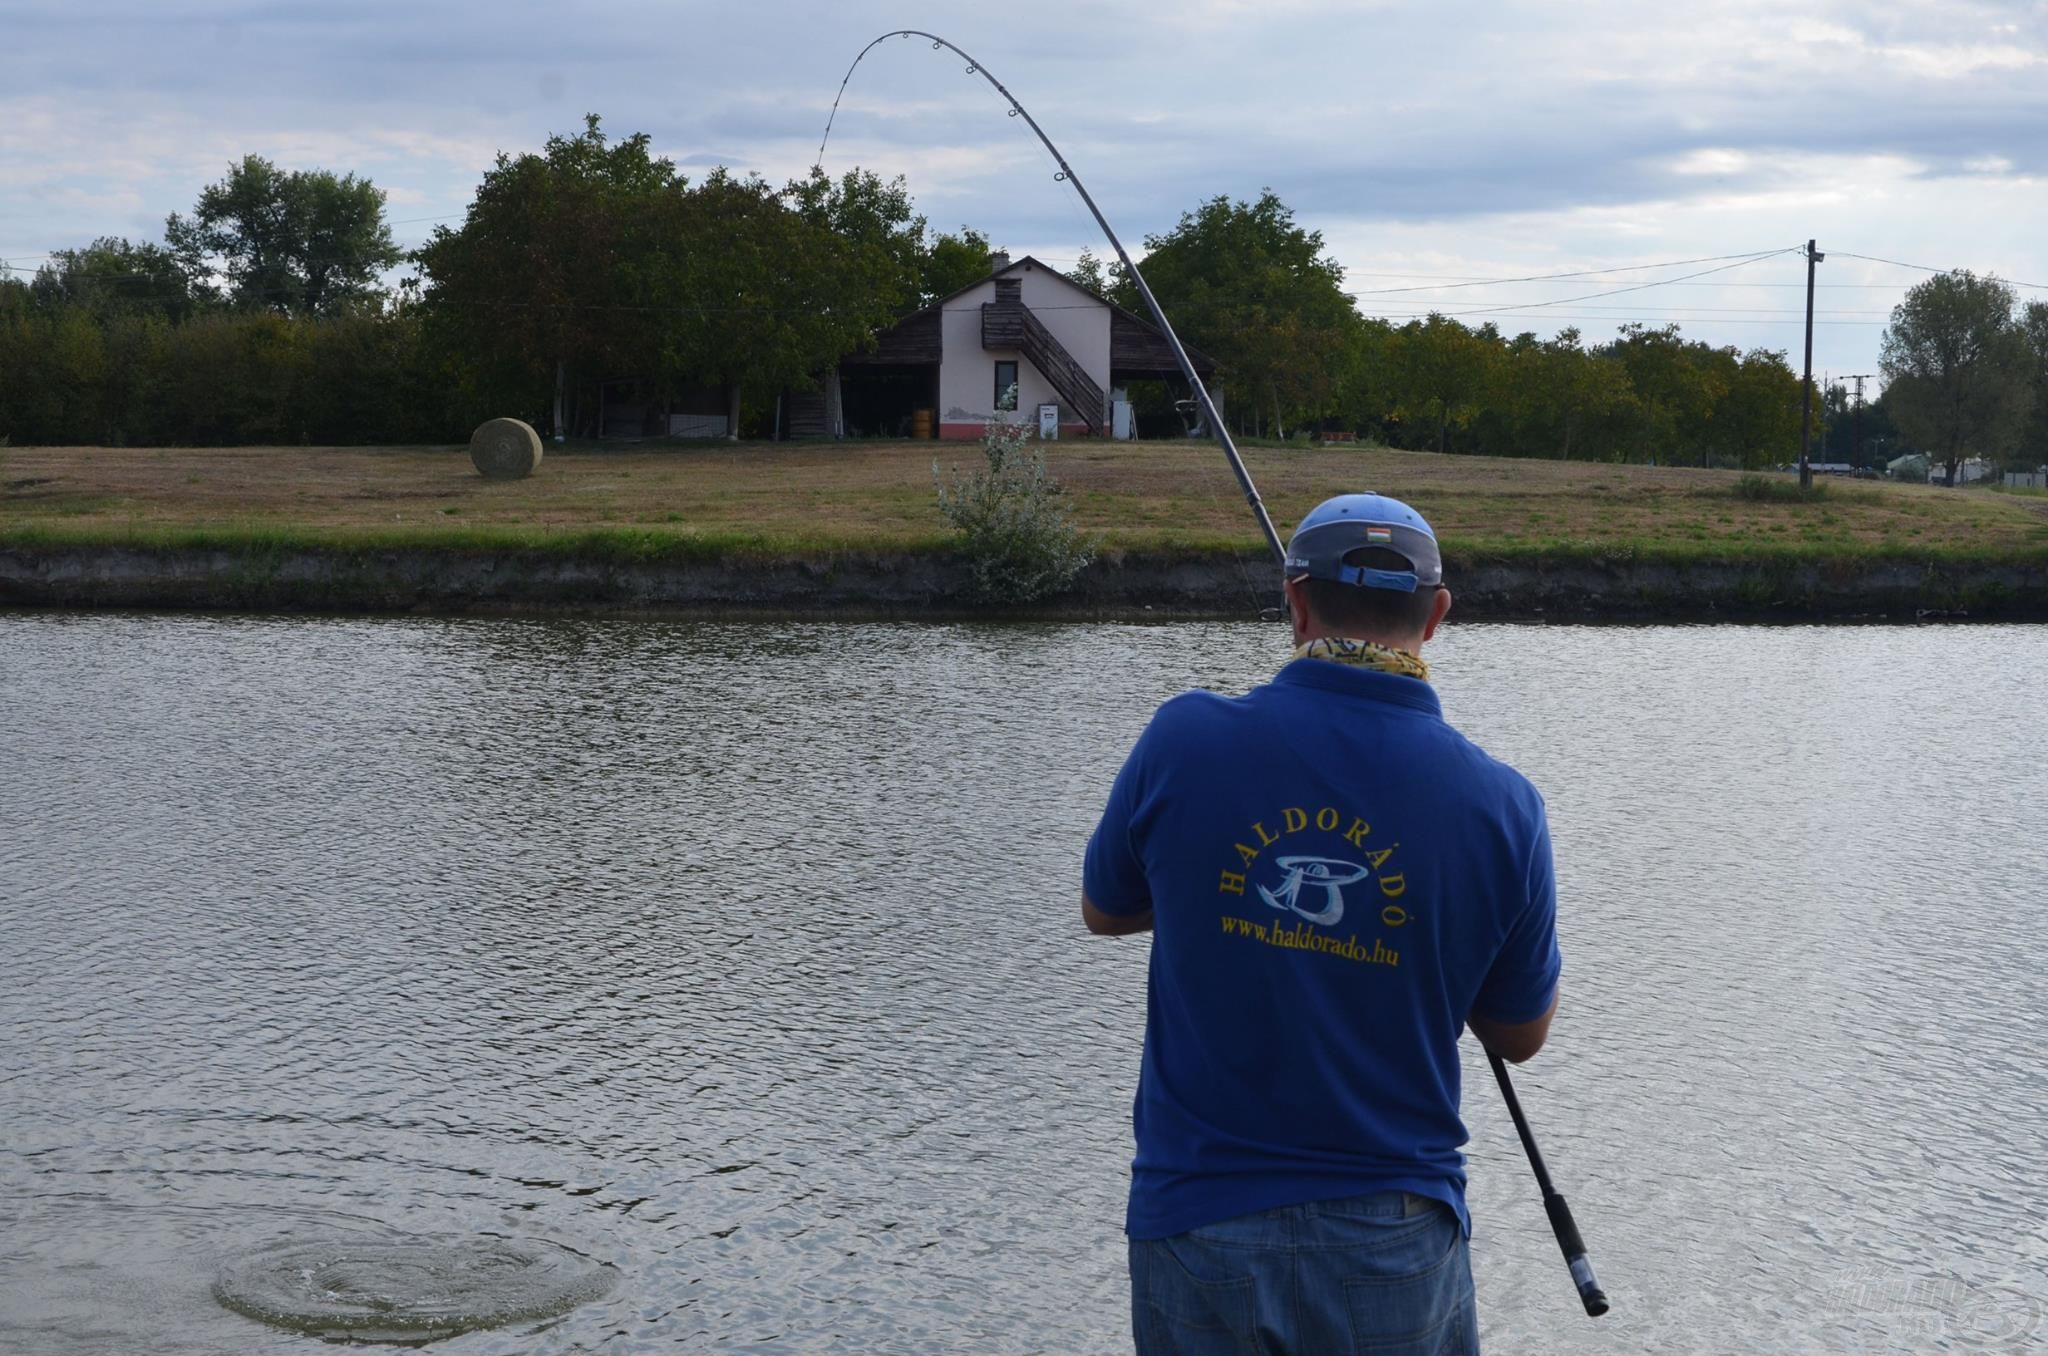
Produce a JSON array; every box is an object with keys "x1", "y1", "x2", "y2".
[
  {"x1": 1545, "y1": 1193, "x2": 1608, "y2": 1317},
  {"x1": 1568, "y1": 1255, "x2": 1610, "y2": 1317}
]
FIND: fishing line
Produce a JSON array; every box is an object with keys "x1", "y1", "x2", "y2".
[
  {"x1": 820, "y1": 29, "x2": 1610, "y2": 1320},
  {"x1": 986, "y1": 73, "x2": 1270, "y2": 618},
  {"x1": 818, "y1": 30, "x2": 1282, "y2": 574}
]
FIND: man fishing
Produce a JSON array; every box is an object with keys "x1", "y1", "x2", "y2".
[{"x1": 1082, "y1": 492, "x2": 1563, "y2": 1355}]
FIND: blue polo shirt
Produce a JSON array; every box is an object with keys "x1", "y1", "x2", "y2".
[{"x1": 1084, "y1": 658, "x2": 1561, "y2": 1241}]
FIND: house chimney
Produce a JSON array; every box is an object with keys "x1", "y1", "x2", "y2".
[{"x1": 990, "y1": 251, "x2": 1011, "y2": 273}]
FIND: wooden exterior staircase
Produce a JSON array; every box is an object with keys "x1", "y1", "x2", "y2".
[
  {"x1": 779, "y1": 367, "x2": 841, "y2": 439},
  {"x1": 980, "y1": 293, "x2": 1105, "y2": 434}
]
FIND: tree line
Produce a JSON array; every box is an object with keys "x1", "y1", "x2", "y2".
[
  {"x1": 0, "y1": 116, "x2": 994, "y2": 447},
  {"x1": 1087, "y1": 193, "x2": 2048, "y2": 474},
  {"x1": 1078, "y1": 193, "x2": 1810, "y2": 466},
  {"x1": 5, "y1": 116, "x2": 2042, "y2": 472}
]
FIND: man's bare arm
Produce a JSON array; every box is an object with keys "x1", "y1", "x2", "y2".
[
  {"x1": 1467, "y1": 988, "x2": 1558, "y2": 1064},
  {"x1": 1082, "y1": 891, "x2": 1154, "y2": 936}
]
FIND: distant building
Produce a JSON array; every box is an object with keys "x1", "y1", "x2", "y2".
[
  {"x1": 787, "y1": 254, "x2": 1217, "y2": 441},
  {"x1": 597, "y1": 381, "x2": 734, "y2": 440},
  {"x1": 1886, "y1": 452, "x2": 1998, "y2": 484}
]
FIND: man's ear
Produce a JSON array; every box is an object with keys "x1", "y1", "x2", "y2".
[
  {"x1": 1284, "y1": 576, "x2": 1312, "y2": 645},
  {"x1": 1422, "y1": 587, "x2": 1453, "y2": 643}
]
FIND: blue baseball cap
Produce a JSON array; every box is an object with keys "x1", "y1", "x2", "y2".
[{"x1": 1283, "y1": 493, "x2": 1442, "y2": 593}]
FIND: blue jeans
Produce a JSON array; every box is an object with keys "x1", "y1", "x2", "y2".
[{"x1": 1128, "y1": 1192, "x2": 1478, "y2": 1355}]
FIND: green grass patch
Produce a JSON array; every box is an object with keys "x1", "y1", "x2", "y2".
[{"x1": 8, "y1": 441, "x2": 2047, "y2": 574}]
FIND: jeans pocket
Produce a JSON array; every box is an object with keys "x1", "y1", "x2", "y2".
[
  {"x1": 1315, "y1": 1206, "x2": 1446, "y2": 1254},
  {"x1": 1341, "y1": 1215, "x2": 1475, "y2": 1355},
  {"x1": 1132, "y1": 1236, "x2": 1263, "y2": 1356}
]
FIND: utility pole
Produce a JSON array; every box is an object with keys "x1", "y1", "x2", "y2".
[
  {"x1": 1799, "y1": 239, "x2": 1824, "y2": 491},
  {"x1": 1845, "y1": 373, "x2": 1874, "y2": 469}
]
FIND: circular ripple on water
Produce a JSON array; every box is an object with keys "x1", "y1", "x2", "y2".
[{"x1": 214, "y1": 1236, "x2": 616, "y2": 1344}]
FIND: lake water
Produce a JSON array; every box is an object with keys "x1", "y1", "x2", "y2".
[{"x1": 2, "y1": 615, "x2": 2045, "y2": 1354}]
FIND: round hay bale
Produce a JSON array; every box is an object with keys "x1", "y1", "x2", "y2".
[{"x1": 470, "y1": 418, "x2": 544, "y2": 480}]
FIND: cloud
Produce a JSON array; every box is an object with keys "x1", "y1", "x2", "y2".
[{"x1": 1, "y1": 0, "x2": 2043, "y2": 377}]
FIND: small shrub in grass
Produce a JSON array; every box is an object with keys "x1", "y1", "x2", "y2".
[
  {"x1": 1735, "y1": 474, "x2": 1827, "y2": 504},
  {"x1": 934, "y1": 416, "x2": 1094, "y2": 604}
]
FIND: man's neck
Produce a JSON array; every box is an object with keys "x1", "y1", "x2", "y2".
[{"x1": 1296, "y1": 626, "x2": 1423, "y2": 654}]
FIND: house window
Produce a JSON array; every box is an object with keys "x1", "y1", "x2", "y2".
[{"x1": 994, "y1": 361, "x2": 1019, "y2": 411}]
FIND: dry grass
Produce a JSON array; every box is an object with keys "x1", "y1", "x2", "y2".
[{"x1": 5, "y1": 440, "x2": 2046, "y2": 563}]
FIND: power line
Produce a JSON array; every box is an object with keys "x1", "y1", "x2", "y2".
[
  {"x1": 1369, "y1": 302, "x2": 1892, "y2": 316},
  {"x1": 3, "y1": 207, "x2": 472, "y2": 264},
  {"x1": 1354, "y1": 277, "x2": 1934, "y2": 292},
  {"x1": 1342, "y1": 249, "x2": 1798, "y2": 296},
  {"x1": 1831, "y1": 250, "x2": 2048, "y2": 291},
  {"x1": 1438, "y1": 247, "x2": 1801, "y2": 318},
  {"x1": 1361, "y1": 310, "x2": 1886, "y2": 328}
]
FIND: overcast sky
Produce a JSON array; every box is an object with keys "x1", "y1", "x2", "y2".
[{"x1": 5, "y1": 0, "x2": 2045, "y2": 383}]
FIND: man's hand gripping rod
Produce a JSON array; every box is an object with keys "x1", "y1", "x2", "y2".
[{"x1": 825, "y1": 31, "x2": 1605, "y2": 1317}]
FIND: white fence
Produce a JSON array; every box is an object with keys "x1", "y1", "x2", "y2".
[{"x1": 2004, "y1": 471, "x2": 2046, "y2": 490}]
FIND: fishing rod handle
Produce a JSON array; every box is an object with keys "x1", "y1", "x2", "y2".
[{"x1": 1543, "y1": 1192, "x2": 1609, "y2": 1317}]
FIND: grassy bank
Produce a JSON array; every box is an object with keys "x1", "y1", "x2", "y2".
[{"x1": 5, "y1": 439, "x2": 2048, "y2": 569}]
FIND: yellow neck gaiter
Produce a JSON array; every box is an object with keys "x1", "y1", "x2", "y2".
[{"x1": 1293, "y1": 636, "x2": 1431, "y2": 683}]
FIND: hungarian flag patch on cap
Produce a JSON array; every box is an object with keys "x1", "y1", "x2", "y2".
[{"x1": 1365, "y1": 525, "x2": 1394, "y2": 544}]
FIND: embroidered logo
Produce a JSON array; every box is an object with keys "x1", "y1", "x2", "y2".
[
  {"x1": 1256, "y1": 855, "x2": 1371, "y2": 926},
  {"x1": 1217, "y1": 805, "x2": 1412, "y2": 968}
]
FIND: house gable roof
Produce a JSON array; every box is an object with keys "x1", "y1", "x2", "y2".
[
  {"x1": 921, "y1": 254, "x2": 1074, "y2": 311},
  {"x1": 857, "y1": 255, "x2": 1216, "y2": 376}
]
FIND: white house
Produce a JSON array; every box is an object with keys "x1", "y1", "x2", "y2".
[{"x1": 801, "y1": 253, "x2": 1217, "y2": 440}]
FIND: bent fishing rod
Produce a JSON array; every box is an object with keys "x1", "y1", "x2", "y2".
[{"x1": 824, "y1": 31, "x2": 1608, "y2": 1319}]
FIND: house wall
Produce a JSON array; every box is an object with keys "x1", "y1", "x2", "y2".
[{"x1": 937, "y1": 263, "x2": 1112, "y2": 438}]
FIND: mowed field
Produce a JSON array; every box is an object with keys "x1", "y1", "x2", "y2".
[{"x1": 4, "y1": 439, "x2": 2046, "y2": 562}]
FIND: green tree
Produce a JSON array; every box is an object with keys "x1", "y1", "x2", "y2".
[
  {"x1": 1064, "y1": 248, "x2": 1112, "y2": 298},
  {"x1": 415, "y1": 116, "x2": 677, "y2": 429},
  {"x1": 1389, "y1": 315, "x2": 1498, "y2": 453},
  {"x1": 1879, "y1": 271, "x2": 2035, "y2": 485},
  {"x1": 0, "y1": 302, "x2": 105, "y2": 443},
  {"x1": 919, "y1": 228, "x2": 997, "y2": 306},
  {"x1": 31, "y1": 237, "x2": 206, "y2": 322},
  {"x1": 669, "y1": 168, "x2": 901, "y2": 406},
  {"x1": 2020, "y1": 300, "x2": 2048, "y2": 468},
  {"x1": 1118, "y1": 190, "x2": 1358, "y2": 438},
  {"x1": 418, "y1": 117, "x2": 901, "y2": 433},
  {"x1": 786, "y1": 167, "x2": 998, "y2": 312},
  {"x1": 1710, "y1": 348, "x2": 1803, "y2": 470},
  {"x1": 165, "y1": 155, "x2": 400, "y2": 316},
  {"x1": 154, "y1": 312, "x2": 309, "y2": 444},
  {"x1": 1602, "y1": 324, "x2": 1726, "y2": 464},
  {"x1": 1332, "y1": 315, "x2": 1398, "y2": 440},
  {"x1": 1523, "y1": 331, "x2": 1634, "y2": 460},
  {"x1": 295, "y1": 306, "x2": 442, "y2": 445},
  {"x1": 785, "y1": 166, "x2": 922, "y2": 314}
]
